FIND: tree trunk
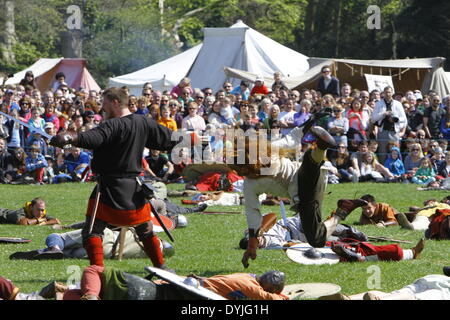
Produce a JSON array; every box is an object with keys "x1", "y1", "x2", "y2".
[
  {"x1": 304, "y1": 0, "x2": 318, "y2": 42},
  {"x1": 0, "y1": 0, "x2": 16, "y2": 65},
  {"x1": 333, "y1": 0, "x2": 342, "y2": 57}
]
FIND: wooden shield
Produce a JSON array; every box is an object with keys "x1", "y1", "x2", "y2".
[
  {"x1": 282, "y1": 283, "x2": 342, "y2": 300},
  {"x1": 145, "y1": 267, "x2": 226, "y2": 300},
  {"x1": 286, "y1": 243, "x2": 340, "y2": 265},
  {"x1": 150, "y1": 214, "x2": 175, "y2": 233},
  {"x1": 0, "y1": 237, "x2": 32, "y2": 244}
]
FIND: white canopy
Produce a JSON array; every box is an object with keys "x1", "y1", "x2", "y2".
[
  {"x1": 108, "y1": 20, "x2": 309, "y2": 95},
  {"x1": 109, "y1": 44, "x2": 202, "y2": 96}
]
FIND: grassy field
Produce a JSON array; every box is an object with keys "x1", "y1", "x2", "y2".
[{"x1": 0, "y1": 181, "x2": 448, "y2": 298}]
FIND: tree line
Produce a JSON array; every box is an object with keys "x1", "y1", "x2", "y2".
[{"x1": 0, "y1": 0, "x2": 448, "y2": 88}]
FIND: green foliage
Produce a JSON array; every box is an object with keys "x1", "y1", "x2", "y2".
[{"x1": 0, "y1": 182, "x2": 448, "y2": 297}]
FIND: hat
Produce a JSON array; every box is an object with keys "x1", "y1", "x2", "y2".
[
  {"x1": 84, "y1": 110, "x2": 95, "y2": 117},
  {"x1": 93, "y1": 114, "x2": 102, "y2": 122},
  {"x1": 5, "y1": 89, "x2": 14, "y2": 94},
  {"x1": 255, "y1": 77, "x2": 264, "y2": 82},
  {"x1": 44, "y1": 122, "x2": 54, "y2": 129}
]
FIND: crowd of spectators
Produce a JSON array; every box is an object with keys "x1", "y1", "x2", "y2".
[{"x1": 1, "y1": 67, "x2": 450, "y2": 187}]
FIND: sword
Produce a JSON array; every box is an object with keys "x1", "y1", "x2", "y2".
[
  {"x1": 150, "y1": 199, "x2": 175, "y2": 242},
  {"x1": 88, "y1": 180, "x2": 101, "y2": 235},
  {"x1": 279, "y1": 201, "x2": 292, "y2": 241},
  {"x1": 0, "y1": 111, "x2": 52, "y2": 139}
]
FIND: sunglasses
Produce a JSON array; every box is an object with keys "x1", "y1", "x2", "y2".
[
  {"x1": 196, "y1": 96, "x2": 204, "y2": 99},
  {"x1": 169, "y1": 104, "x2": 178, "y2": 107},
  {"x1": 412, "y1": 149, "x2": 420, "y2": 151}
]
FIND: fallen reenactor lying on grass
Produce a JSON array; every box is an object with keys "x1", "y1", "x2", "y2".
[
  {"x1": 319, "y1": 268, "x2": 450, "y2": 300},
  {"x1": 8, "y1": 197, "x2": 194, "y2": 260},
  {"x1": 0, "y1": 267, "x2": 289, "y2": 300},
  {"x1": 0, "y1": 197, "x2": 60, "y2": 226},
  {"x1": 239, "y1": 213, "x2": 368, "y2": 250}
]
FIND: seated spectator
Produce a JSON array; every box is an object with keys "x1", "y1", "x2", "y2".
[
  {"x1": 349, "y1": 140, "x2": 369, "y2": 178},
  {"x1": 0, "y1": 137, "x2": 13, "y2": 183},
  {"x1": 439, "y1": 105, "x2": 450, "y2": 141},
  {"x1": 26, "y1": 131, "x2": 47, "y2": 156},
  {"x1": 358, "y1": 152, "x2": 394, "y2": 183},
  {"x1": 158, "y1": 106, "x2": 178, "y2": 131},
  {"x1": 170, "y1": 77, "x2": 193, "y2": 100},
  {"x1": 257, "y1": 98, "x2": 272, "y2": 122},
  {"x1": 231, "y1": 80, "x2": 250, "y2": 101},
  {"x1": 24, "y1": 144, "x2": 48, "y2": 184},
  {"x1": 368, "y1": 139, "x2": 379, "y2": 160},
  {"x1": 328, "y1": 143, "x2": 354, "y2": 183},
  {"x1": 149, "y1": 104, "x2": 160, "y2": 121},
  {"x1": 246, "y1": 103, "x2": 262, "y2": 129},
  {"x1": 136, "y1": 96, "x2": 150, "y2": 115},
  {"x1": 316, "y1": 65, "x2": 340, "y2": 97},
  {"x1": 436, "y1": 151, "x2": 450, "y2": 179},
  {"x1": 192, "y1": 92, "x2": 206, "y2": 116},
  {"x1": 384, "y1": 146, "x2": 405, "y2": 181},
  {"x1": 5, "y1": 147, "x2": 26, "y2": 183},
  {"x1": 18, "y1": 97, "x2": 32, "y2": 122},
  {"x1": 19, "y1": 71, "x2": 36, "y2": 89},
  {"x1": 327, "y1": 104, "x2": 349, "y2": 147},
  {"x1": 181, "y1": 102, "x2": 206, "y2": 132},
  {"x1": 346, "y1": 98, "x2": 369, "y2": 142},
  {"x1": 250, "y1": 77, "x2": 269, "y2": 96},
  {"x1": 52, "y1": 72, "x2": 67, "y2": 92},
  {"x1": 403, "y1": 143, "x2": 425, "y2": 179},
  {"x1": 235, "y1": 101, "x2": 249, "y2": 122},
  {"x1": 145, "y1": 149, "x2": 175, "y2": 183},
  {"x1": 65, "y1": 147, "x2": 90, "y2": 182},
  {"x1": 178, "y1": 87, "x2": 194, "y2": 114},
  {"x1": 219, "y1": 98, "x2": 236, "y2": 128},
  {"x1": 278, "y1": 99, "x2": 296, "y2": 136},
  {"x1": 0, "y1": 114, "x2": 9, "y2": 140},
  {"x1": 128, "y1": 95, "x2": 138, "y2": 113},
  {"x1": 168, "y1": 100, "x2": 183, "y2": 129},
  {"x1": 411, "y1": 157, "x2": 436, "y2": 185},
  {"x1": 5, "y1": 109, "x2": 25, "y2": 151},
  {"x1": 42, "y1": 103, "x2": 60, "y2": 132},
  {"x1": 293, "y1": 99, "x2": 312, "y2": 127},
  {"x1": 359, "y1": 194, "x2": 399, "y2": 227}
]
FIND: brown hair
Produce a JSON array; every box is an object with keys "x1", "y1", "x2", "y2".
[{"x1": 103, "y1": 87, "x2": 129, "y2": 107}]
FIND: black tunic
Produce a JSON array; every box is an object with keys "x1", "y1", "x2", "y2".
[{"x1": 77, "y1": 114, "x2": 178, "y2": 225}]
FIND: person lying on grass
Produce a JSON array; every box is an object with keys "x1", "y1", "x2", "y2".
[{"x1": 0, "y1": 197, "x2": 60, "y2": 226}]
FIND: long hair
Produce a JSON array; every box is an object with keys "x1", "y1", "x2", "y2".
[{"x1": 227, "y1": 133, "x2": 287, "y2": 178}]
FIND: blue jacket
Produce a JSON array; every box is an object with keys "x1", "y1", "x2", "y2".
[
  {"x1": 384, "y1": 147, "x2": 405, "y2": 176},
  {"x1": 25, "y1": 154, "x2": 48, "y2": 172}
]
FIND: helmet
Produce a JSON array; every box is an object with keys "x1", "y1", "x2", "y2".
[
  {"x1": 160, "y1": 239, "x2": 175, "y2": 258},
  {"x1": 183, "y1": 277, "x2": 199, "y2": 288},
  {"x1": 176, "y1": 214, "x2": 188, "y2": 228}
]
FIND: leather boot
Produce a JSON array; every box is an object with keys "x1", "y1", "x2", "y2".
[
  {"x1": 331, "y1": 243, "x2": 365, "y2": 262},
  {"x1": 310, "y1": 126, "x2": 336, "y2": 150},
  {"x1": 34, "y1": 246, "x2": 65, "y2": 260},
  {"x1": 411, "y1": 238, "x2": 425, "y2": 259},
  {"x1": 395, "y1": 212, "x2": 414, "y2": 230},
  {"x1": 334, "y1": 199, "x2": 368, "y2": 220}
]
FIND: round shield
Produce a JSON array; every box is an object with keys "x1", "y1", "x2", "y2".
[
  {"x1": 150, "y1": 214, "x2": 175, "y2": 233},
  {"x1": 282, "y1": 283, "x2": 342, "y2": 300},
  {"x1": 286, "y1": 243, "x2": 340, "y2": 265}
]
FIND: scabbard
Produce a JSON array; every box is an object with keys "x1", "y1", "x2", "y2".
[
  {"x1": 150, "y1": 199, "x2": 175, "y2": 242},
  {"x1": 88, "y1": 180, "x2": 101, "y2": 235}
]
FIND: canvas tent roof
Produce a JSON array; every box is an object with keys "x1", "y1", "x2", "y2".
[
  {"x1": 108, "y1": 20, "x2": 309, "y2": 96},
  {"x1": 5, "y1": 58, "x2": 101, "y2": 92},
  {"x1": 224, "y1": 56, "x2": 450, "y2": 98}
]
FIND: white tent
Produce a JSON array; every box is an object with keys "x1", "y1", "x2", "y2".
[{"x1": 108, "y1": 20, "x2": 309, "y2": 96}]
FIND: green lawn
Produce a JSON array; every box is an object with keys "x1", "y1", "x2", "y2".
[{"x1": 0, "y1": 182, "x2": 448, "y2": 298}]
